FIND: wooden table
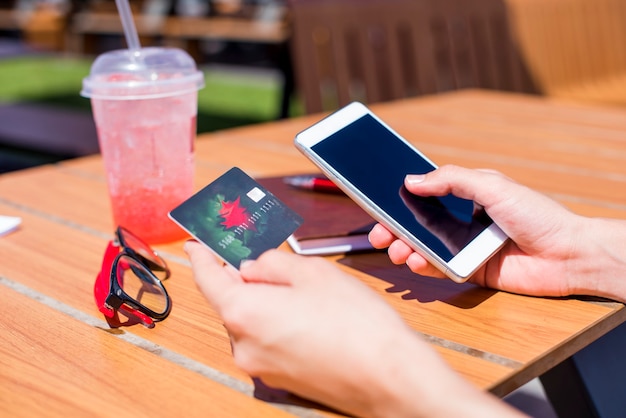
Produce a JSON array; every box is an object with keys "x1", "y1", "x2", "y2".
[{"x1": 1, "y1": 89, "x2": 625, "y2": 416}]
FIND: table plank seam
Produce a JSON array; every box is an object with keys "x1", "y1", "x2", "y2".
[
  {"x1": 0, "y1": 196, "x2": 113, "y2": 240},
  {"x1": 418, "y1": 332, "x2": 522, "y2": 369},
  {"x1": 0, "y1": 195, "x2": 191, "y2": 266},
  {"x1": 56, "y1": 164, "x2": 107, "y2": 182},
  {"x1": 493, "y1": 308, "x2": 626, "y2": 398},
  {"x1": 2, "y1": 180, "x2": 620, "y2": 378},
  {"x1": 0, "y1": 195, "x2": 595, "y2": 376},
  {"x1": 0, "y1": 275, "x2": 325, "y2": 418}
]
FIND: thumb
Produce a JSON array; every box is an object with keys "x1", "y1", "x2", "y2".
[
  {"x1": 184, "y1": 240, "x2": 242, "y2": 311},
  {"x1": 404, "y1": 165, "x2": 514, "y2": 209}
]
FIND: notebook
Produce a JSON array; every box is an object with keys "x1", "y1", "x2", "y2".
[{"x1": 257, "y1": 175, "x2": 376, "y2": 255}]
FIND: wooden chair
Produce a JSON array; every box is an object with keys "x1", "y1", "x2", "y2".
[
  {"x1": 288, "y1": 0, "x2": 537, "y2": 114},
  {"x1": 0, "y1": 0, "x2": 70, "y2": 51},
  {"x1": 505, "y1": 0, "x2": 626, "y2": 107},
  {"x1": 0, "y1": 1, "x2": 19, "y2": 34}
]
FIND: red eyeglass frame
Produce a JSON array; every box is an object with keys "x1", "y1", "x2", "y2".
[{"x1": 94, "y1": 227, "x2": 172, "y2": 328}]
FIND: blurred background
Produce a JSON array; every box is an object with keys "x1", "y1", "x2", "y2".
[
  {"x1": 0, "y1": 0, "x2": 295, "y2": 172},
  {"x1": 3, "y1": 1, "x2": 626, "y2": 415},
  {"x1": 1, "y1": 0, "x2": 625, "y2": 172}
]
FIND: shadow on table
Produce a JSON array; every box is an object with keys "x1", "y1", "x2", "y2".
[
  {"x1": 337, "y1": 251, "x2": 497, "y2": 309},
  {"x1": 252, "y1": 378, "x2": 341, "y2": 415},
  {"x1": 251, "y1": 252, "x2": 499, "y2": 412}
]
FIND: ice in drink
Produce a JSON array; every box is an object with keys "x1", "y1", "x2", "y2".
[
  {"x1": 92, "y1": 94, "x2": 197, "y2": 243},
  {"x1": 82, "y1": 47, "x2": 204, "y2": 243}
]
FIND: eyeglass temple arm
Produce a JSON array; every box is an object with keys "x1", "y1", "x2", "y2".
[
  {"x1": 94, "y1": 241, "x2": 121, "y2": 315},
  {"x1": 95, "y1": 241, "x2": 155, "y2": 328},
  {"x1": 119, "y1": 305, "x2": 154, "y2": 328}
]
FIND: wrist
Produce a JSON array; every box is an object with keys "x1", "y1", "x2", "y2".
[{"x1": 569, "y1": 217, "x2": 626, "y2": 303}]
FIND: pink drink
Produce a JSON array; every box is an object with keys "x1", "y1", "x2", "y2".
[
  {"x1": 82, "y1": 47, "x2": 204, "y2": 244},
  {"x1": 92, "y1": 95, "x2": 197, "y2": 243}
]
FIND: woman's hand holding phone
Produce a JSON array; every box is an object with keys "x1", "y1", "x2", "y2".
[
  {"x1": 370, "y1": 165, "x2": 605, "y2": 299},
  {"x1": 185, "y1": 101, "x2": 626, "y2": 418},
  {"x1": 294, "y1": 102, "x2": 508, "y2": 282}
]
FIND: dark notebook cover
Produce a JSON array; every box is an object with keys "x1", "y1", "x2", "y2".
[{"x1": 257, "y1": 175, "x2": 377, "y2": 255}]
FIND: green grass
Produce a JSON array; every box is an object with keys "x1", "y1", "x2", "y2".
[
  {"x1": 200, "y1": 70, "x2": 285, "y2": 120},
  {"x1": 0, "y1": 55, "x2": 302, "y2": 132},
  {"x1": 0, "y1": 56, "x2": 90, "y2": 101}
]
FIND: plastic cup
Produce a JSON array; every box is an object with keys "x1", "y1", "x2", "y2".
[{"x1": 81, "y1": 47, "x2": 204, "y2": 244}]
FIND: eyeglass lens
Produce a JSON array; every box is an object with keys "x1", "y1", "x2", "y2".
[
  {"x1": 117, "y1": 255, "x2": 168, "y2": 314},
  {"x1": 117, "y1": 226, "x2": 169, "y2": 281}
]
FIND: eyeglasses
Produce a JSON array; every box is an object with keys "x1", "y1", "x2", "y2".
[{"x1": 94, "y1": 226, "x2": 172, "y2": 328}]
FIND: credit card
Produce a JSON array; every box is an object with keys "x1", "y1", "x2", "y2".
[{"x1": 169, "y1": 167, "x2": 303, "y2": 268}]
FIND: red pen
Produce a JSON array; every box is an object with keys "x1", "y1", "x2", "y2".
[{"x1": 283, "y1": 175, "x2": 345, "y2": 194}]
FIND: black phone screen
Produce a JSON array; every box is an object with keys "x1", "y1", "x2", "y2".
[{"x1": 311, "y1": 114, "x2": 494, "y2": 262}]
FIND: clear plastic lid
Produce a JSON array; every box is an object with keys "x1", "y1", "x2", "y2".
[{"x1": 81, "y1": 47, "x2": 205, "y2": 100}]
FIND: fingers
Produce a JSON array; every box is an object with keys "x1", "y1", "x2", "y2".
[
  {"x1": 371, "y1": 224, "x2": 418, "y2": 265},
  {"x1": 368, "y1": 223, "x2": 396, "y2": 248},
  {"x1": 184, "y1": 240, "x2": 242, "y2": 311},
  {"x1": 405, "y1": 253, "x2": 446, "y2": 278},
  {"x1": 387, "y1": 239, "x2": 446, "y2": 278},
  {"x1": 185, "y1": 242, "x2": 305, "y2": 308},
  {"x1": 239, "y1": 249, "x2": 302, "y2": 286},
  {"x1": 370, "y1": 223, "x2": 446, "y2": 278},
  {"x1": 388, "y1": 239, "x2": 413, "y2": 264}
]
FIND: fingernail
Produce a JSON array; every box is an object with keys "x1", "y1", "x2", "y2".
[
  {"x1": 183, "y1": 239, "x2": 197, "y2": 253},
  {"x1": 239, "y1": 259, "x2": 253, "y2": 270},
  {"x1": 405, "y1": 174, "x2": 426, "y2": 185}
]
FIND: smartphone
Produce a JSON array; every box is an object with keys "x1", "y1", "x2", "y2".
[{"x1": 294, "y1": 102, "x2": 508, "y2": 282}]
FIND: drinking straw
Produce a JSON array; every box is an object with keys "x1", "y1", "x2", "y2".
[{"x1": 115, "y1": 0, "x2": 141, "y2": 52}]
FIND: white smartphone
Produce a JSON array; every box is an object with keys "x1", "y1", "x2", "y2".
[{"x1": 294, "y1": 102, "x2": 508, "y2": 283}]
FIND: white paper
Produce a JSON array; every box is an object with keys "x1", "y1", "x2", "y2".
[{"x1": 0, "y1": 216, "x2": 21, "y2": 237}]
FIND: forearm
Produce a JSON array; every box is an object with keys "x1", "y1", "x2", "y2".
[
  {"x1": 571, "y1": 217, "x2": 626, "y2": 303},
  {"x1": 364, "y1": 327, "x2": 526, "y2": 418}
]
